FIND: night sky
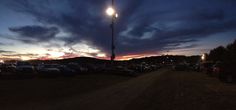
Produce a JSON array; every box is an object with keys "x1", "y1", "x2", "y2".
[{"x1": 0, "y1": 0, "x2": 236, "y2": 60}]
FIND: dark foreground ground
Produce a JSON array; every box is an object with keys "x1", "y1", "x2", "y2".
[{"x1": 0, "y1": 69, "x2": 236, "y2": 110}]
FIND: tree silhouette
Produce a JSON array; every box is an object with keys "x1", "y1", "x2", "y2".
[
  {"x1": 208, "y1": 40, "x2": 236, "y2": 63},
  {"x1": 225, "y1": 40, "x2": 236, "y2": 63},
  {"x1": 208, "y1": 46, "x2": 227, "y2": 62}
]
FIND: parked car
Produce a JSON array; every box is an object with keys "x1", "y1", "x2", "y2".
[
  {"x1": 193, "y1": 63, "x2": 201, "y2": 72},
  {"x1": 115, "y1": 66, "x2": 137, "y2": 76},
  {"x1": 38, "y1": 64, "x2": 61, "y2": 77},
  {"x1": 58, "y1": 65, "x2": 76, "y2": 77},
  {"x1": 15, "y1": 61, "x2": 34, "y2": 73},
  {"x1": 188, "y1": 63, "x2": 200, "y2": 72},
  {"x1": 142, "y1": 63, "x2": 152, "y2": 72},
  {"x1": 67, "y1": 63, "x2": 88, "y2": 73},
  {"x1": 0, "y1": 63, "x2": 17, "y2": 78},
  {"x1": 128, "y1": 64, "x2": 144, "y2": 73},
  {"x1": 0, "y1": 63, "x2": 16, "y2": 73},
  {"x1": 14, "y1": 61, "x2": 35, "y2": 78}
]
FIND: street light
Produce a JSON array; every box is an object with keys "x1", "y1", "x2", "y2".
[
  {"x1": 106, "y1": 0, "x2": 118, "y2": 62},
  {"x1": 106, "y1": 7, "x2": 118, "y2": 18},
  {"x1": 106, "y1": 7, "x2": 115, "y2": 16},
  {"x1": 201, "y1": 54, "x2": 206, "y2": 61}
]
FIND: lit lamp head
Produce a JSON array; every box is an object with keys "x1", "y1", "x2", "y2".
[
  {"x1": 106, "y1": 7, "x2": 118, "y2": 18},
  {"x1": 106, "y1": 7, "x2": 115, "y2": 16}
]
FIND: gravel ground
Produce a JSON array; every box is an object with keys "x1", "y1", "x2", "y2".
[
  {"x1": 0, "y1": 69, "x2": 235, "y2": 110},
  {"x1": 125, "y1": 70, "x2": 236, "y2": 110}
]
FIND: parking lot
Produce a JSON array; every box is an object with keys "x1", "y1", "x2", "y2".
[{"x1": 0, "y1": 68, "x2": 236, "y2": 110}]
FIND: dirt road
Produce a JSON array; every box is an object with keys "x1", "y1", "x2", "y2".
[{"x1": 1, "y1": 69, "x2": 236, "y2": 110}]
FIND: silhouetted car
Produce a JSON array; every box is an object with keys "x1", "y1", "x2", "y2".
[
  {"x1": 0, "y1": 63, "x2": 16, "y2": 73},
  {"x1": 58, "y1": 65, "x2": 76, "y2": 77},
  {"x1": 194, "y1": 63, "x2": 201, "y2": 72},
  {"x1": 188, "y1": 63, "x2": 200, "y2": 72},
  {"x1": 67, "y1": 63, "x2": 88, "y2": 73},
  {"x1": 38, "y1": 64, "x2": 61, "y2": 77},
  {"x1": 128, "y1": 64, "x2": 143, "y2": 73},
  {"x1": 141, "y1": 63, "x2": 152, "y2": 72},
  {"x1": 0, "y1": 63, "x2": 17, "y2": 79},
  {"x1": 15, "y1": 61, "x2": 35, "y2": 77},
  {"x1": 115, "y1": 66, "x2": 137, "y2": 76}
]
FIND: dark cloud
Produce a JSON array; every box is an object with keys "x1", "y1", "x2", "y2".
[
  {"x1": 0, "y1": 50, "x2": 15, "y2": 53},
  {"x1": 0, "y1": 42, "x2": 14, "y2": 46},
  {"x1": 164, "y1": 44, "x2": 199, "y2": 50},
  {"x1": 0, "y1": 43, "x2": 6, "y2": 45},
  {"x1": 4, "y1": 0, "x2": 236, "y2": 56},
  {"x1": 9, "y1": 25, "x2": 59, "y2": 44}
]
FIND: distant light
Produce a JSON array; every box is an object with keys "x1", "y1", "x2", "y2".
[
  {"x1": 115, "y1": 13, "x2": 118, "y2": 18},
  {"x1": 106, "y1": 7, "x2": 115, "y2": 16},
  {"x1": 0, "y1": 60, "x2": 4, "y2": 63},
  {"x1": 201, "y1": 54, "x2": 205, "y2": 61}
]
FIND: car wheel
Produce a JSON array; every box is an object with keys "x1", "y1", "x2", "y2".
[{"x1": 225, "y1": 74, "x2": 233, "y2": 83}]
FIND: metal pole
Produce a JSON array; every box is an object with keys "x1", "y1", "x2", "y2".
[{"x1": 111, "y1": 0, "x2": 115, "y2": 62}]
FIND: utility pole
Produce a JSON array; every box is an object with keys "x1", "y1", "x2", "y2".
[
  {"x1": 110, "y1": 0, "x2": 115, "y2": 62},
  {"x1": 106, "y1": 0, "x2": 118, "y2": 62}
]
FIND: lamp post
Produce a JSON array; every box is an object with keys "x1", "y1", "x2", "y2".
[{"x1": 106, "y1": 0, "x2": 118, "y2": 62}]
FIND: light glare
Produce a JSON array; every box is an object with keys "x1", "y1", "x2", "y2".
[
  {"x1": 201, "y1": 54, "x2": 205, "y2": 61},
  {"x1": 115, "y1": 13, "x2": 118, "y2": 18},
  {"x1": 0, "y1": 60, "x2": 4, "y2": 63},
  {"x1": 106, "y1": 7, "x2": 115, "y2": 16}
]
